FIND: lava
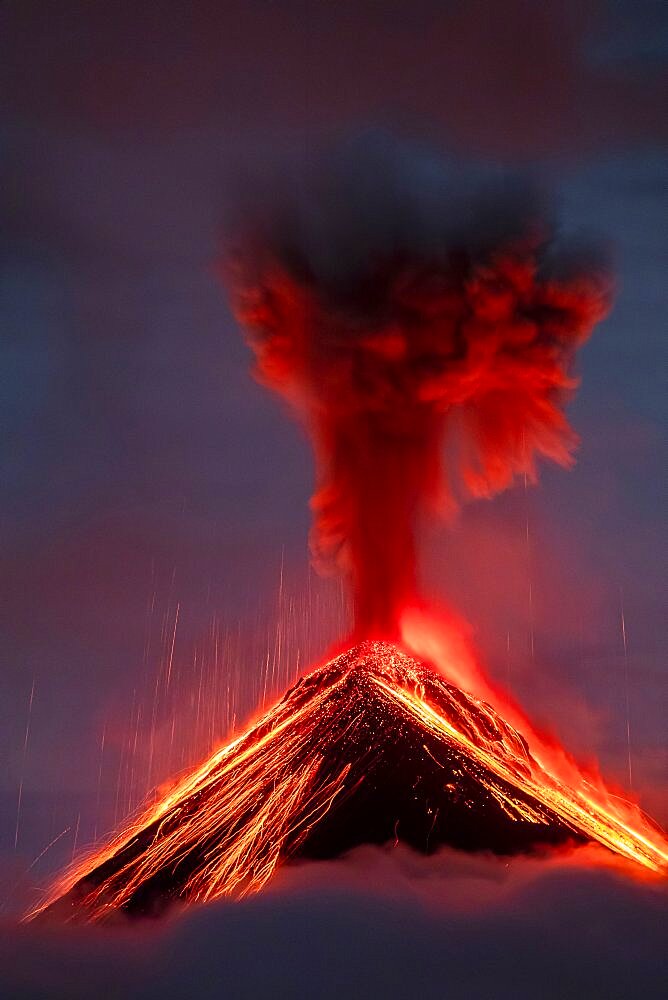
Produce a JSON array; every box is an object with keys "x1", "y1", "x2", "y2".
[{"x1": 28, "y1": 643, "x2": 667, "y2": 922}]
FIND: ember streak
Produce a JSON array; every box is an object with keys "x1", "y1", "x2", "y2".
[
  {"x1": 28, "y1": 145, "x2": 667, "y2": 923},
  {"x1": 27, "y1": 644, "x2": 667, "y2": 922}
]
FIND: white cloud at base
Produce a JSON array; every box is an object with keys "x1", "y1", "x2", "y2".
[{"x1": 1, "y1": 845, "x2": 666, "y2": 1000}]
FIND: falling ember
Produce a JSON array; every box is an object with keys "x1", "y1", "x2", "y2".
[{"x1": 28, "y1": 139, "x2": 666, "y2": 922}]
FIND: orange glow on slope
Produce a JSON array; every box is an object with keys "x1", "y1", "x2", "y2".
[
  {"x1": 400, "y1": 607, "x2": 666, "y2": 869},
  {"x1": 27, "y1": 642, "x2": 666, "y2": 923}
]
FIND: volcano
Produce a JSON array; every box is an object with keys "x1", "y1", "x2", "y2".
[
  {"x1": 25, "y1": 145, "x2": 668, "y2": 927},
  {"x1": 32, "y1": 643, "x2": 665, "y2": 923}
]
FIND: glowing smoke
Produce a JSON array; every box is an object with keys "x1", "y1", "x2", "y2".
[{"x1": 227, "y1": 137, "x2": 612, "y2": 638}]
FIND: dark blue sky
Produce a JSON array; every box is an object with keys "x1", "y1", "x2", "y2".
[{"x1": 0, "y1": 0, "x2": 666, "y2": 951}]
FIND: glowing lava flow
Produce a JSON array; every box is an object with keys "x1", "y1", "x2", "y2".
[{"x1": 28, "y1": 643, "x2": 667, "y2": 923}]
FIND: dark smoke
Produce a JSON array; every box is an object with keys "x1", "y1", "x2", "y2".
[{"x1": 227, "y1": 137, "x2": 612, "y2": 639}]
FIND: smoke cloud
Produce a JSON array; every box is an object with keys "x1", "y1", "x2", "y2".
[{"x1": 228, "y1": 137, "x2": 612, "y2": 638}]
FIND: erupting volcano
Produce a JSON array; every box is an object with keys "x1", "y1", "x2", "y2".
[
  {"x1": 29, "y1": 141, "x2": 667, "y2": 922},
  {"x1": 31, "y1": 642, "x2": 667, "y2": 922}
]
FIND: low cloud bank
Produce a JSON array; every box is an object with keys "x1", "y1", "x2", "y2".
[{"x1": 1, "y1": 846, "x2": 665, "y2": 999}]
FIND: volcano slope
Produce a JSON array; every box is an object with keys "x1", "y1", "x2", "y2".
[{"x1": 32, "y1": 642, "x2": 666, "y2": 922}]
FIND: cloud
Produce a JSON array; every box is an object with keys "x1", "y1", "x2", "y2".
[{"x1": 1, "y1": 847, "x2": 666, "y2": 999}]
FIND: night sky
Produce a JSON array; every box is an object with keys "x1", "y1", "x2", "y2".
[{"x1": 1, "y1": 2, "x2": 666, "y2": 996}]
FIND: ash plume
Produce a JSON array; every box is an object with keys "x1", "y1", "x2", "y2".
[{"x1": 227, "y1": 136, "x2": 612, "y2": 640}]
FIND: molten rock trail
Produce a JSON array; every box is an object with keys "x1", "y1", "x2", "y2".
[{"x1": 32, "y1": 643, "x2": 666, "y2": 922}]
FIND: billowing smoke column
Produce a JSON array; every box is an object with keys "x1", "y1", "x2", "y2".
[{"x1": 229, "y1": 139, "x2": 611, "y2": 639}]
